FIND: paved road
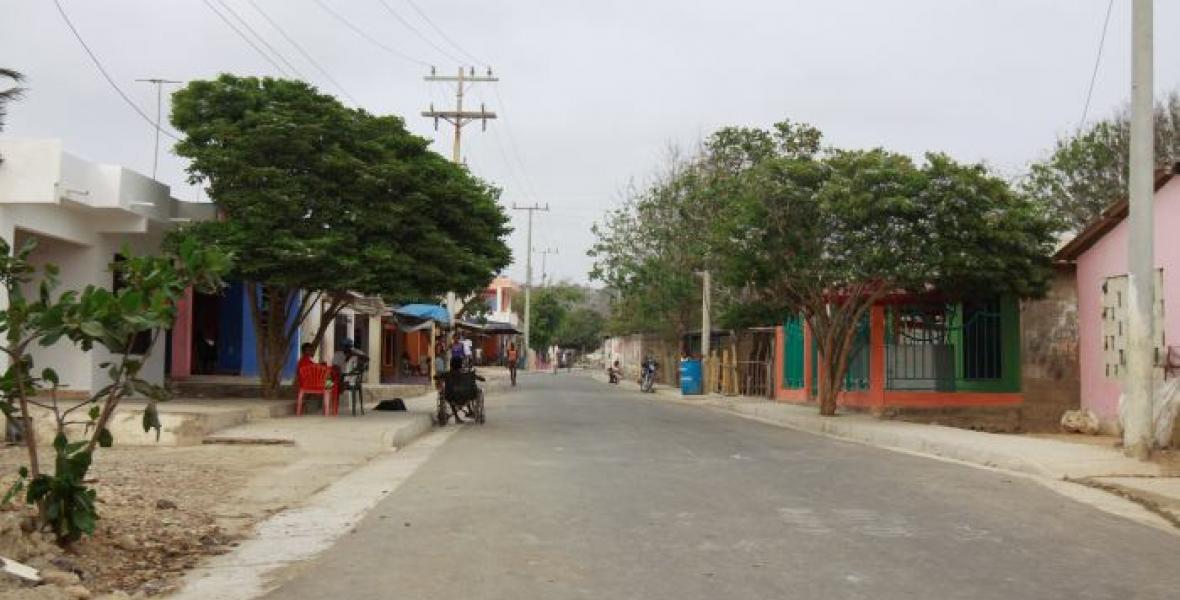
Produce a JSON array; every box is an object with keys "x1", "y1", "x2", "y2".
[{"x1": 263, "y1": 374, "x2": 1180, "y2": 600}]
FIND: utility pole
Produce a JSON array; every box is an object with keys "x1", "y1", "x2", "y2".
[
  {"x1": 422, "y1": 66, "x2": 498, "y2": 163},
  {"x1": 539, "y1": 248, "x2": 558, "y2": 286},
  {"x1": 422, "y1": 66, "x2": 497, "y2": 322},
  {"x1": 513, "y1": 203, "x2": 549, "y2": 368},
  {"x1": 697, "y1": 270, "x2": 711, "y2": 359},
  {"x1": 1125, "y1": 0, "x2": 1155, "y2": 459},
  {"x1": 135, "y1": 78, "x2": 181, "y2": 180}
]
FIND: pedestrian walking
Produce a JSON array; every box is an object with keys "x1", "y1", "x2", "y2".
[{"x1": 506, "y1": 342, "x2": 519, "y2": 386}]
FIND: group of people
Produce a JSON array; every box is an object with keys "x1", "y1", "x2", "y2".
[{"x1": 297, "y1": 337, "x2": 369, "y2": 391}]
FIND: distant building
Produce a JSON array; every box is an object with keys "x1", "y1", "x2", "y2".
[{"x1": 485, "y1": 275, "x2": 521, "y2": 326}]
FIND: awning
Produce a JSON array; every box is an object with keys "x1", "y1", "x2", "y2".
[
  {"x1": 391, "y1": 303, "x2": 451, "y2": 327},
  {"x1": 456, "y1": 320, "x2": 521, "y2": 335}
]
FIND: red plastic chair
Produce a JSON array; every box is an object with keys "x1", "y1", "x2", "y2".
[{"x1": 296, "y1": 363, "x2": 337, "y2": 416}]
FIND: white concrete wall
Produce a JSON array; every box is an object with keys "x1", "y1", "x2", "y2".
[{"x1": 1, "y1": 139, "x2": 214, "y2": 395}]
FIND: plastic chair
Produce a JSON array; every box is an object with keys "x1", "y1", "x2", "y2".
[{"x1": 296, "y1": 363, "x2": 337, "y2": 416}]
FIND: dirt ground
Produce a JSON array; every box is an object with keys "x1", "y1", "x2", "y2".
[{"x1": 0, "y1": 442, "x2": 299, "y2": 598}]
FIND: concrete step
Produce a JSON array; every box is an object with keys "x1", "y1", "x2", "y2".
[
  {"x1": 167, "y1": 379, "x2": 296, "y2": 399},
  {"x1": 107, "y1": 399, "x2": 297, "y2": 446}
]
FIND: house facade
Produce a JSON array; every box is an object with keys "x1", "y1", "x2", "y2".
[
  {"x1": 774, "y1": 297, "x2": 1024, "y2": 423},
  {"x1": 1054, "y1": 165, "x2": 1180, "y2": 435},
  {"x1": 0, "y1": 139, "x2": 215, "y2": 394}
]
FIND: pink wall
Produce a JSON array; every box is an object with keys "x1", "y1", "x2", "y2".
[{"x1": 1076, "y1": 178, "x2": 1180, "y2": 425}]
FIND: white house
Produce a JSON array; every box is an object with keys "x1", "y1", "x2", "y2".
[{"x1": 0, "y1": 139, "x2": 215, "y2": 395}]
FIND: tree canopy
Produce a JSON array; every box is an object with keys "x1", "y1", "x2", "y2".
[
  {"x1": 170, "y1": 74, "x2": 510, "y2": 395},
  {"x1": 591, "y1": 119, "x2": 1056, "y2": 415},
  {"x1": 1022, "y1": 92, "x2": 1180, "y2": 231},
  {"x1": 512, "y1": 283, "x2": 605, "y2": 354}
]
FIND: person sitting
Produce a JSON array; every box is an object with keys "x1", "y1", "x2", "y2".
[
  {"x1": 442, "y1": 363, "x2": 486, "y2": 423},
  {"x1": 296, "y1": 342, "x2": 318, "y2": 387}
]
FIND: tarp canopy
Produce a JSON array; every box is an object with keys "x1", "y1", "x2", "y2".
[
  {"x1": 457, "y1": 320, "x2": 521, "y2": 335},
  {"x1": 392, "y1": 303, "x2": 451, "y2": 327}
]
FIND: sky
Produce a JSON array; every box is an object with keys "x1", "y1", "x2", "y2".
[{"x1": 3, "y1": 1, "x2": 1178, "y2": 286}]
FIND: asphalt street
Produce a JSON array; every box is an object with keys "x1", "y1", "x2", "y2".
[{"x1": 262, "y1": 373, "x2": 1180, "y2": 600}]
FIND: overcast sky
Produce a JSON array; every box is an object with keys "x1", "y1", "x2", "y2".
[{"x1": 3, "y1": 1, "x2": 1178, "y2": 285}]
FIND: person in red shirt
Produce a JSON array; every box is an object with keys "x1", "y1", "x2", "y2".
[{"x1": 297, "y1": 342, "x2": 317, "y2": 387}]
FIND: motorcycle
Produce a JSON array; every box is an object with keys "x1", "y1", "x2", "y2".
[
  {"x1": 639, "y1": 359, "x2": 658, "y2": 393},
  {"x1": 608, "y1": 364, "x2": 620, "y2": 384}
]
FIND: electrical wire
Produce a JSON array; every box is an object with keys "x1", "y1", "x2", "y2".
[
  {"x1": 245, "y1": 0, "x2": 362, "y2": 105},
  {"x1": 51, "y1": 0, "x2": 181, "y2": 141},
  {"x1": 1079, "y1": 0, "x2": 1115, "y2": 127},
  {"x1": 374, "y1": 0, "x2": 464, "y2": 66},
  {"x1": 201, "y1": 0, "x2": 291, "y2": 75},
  {"x1": 312, "y1": 0, "x2": 432, "y2": 67},
  {"x1": 215, "y1": 0, "x2": 307, "y2": 79},
  {"x1": 490, "y1": 84, "x2": 543, "y2": 202},
  {"x1": 403, "y1": 0, "x2": 486, "y2": 67}
]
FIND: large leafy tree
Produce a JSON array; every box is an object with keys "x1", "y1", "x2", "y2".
[
  {"x1": 512, "y1": 283, "x2": 581, "y2": 353},
  {"x1": 588, "y1": 126, "x2": 792, "y2": 340},
  {"x1": 0, "y1": 68, "x2": 26, "y2": 164},
  {"x1": 722, "y1": 122, "x2": 1055, "y2": 415},
  {"x1": 171, "y1": 75, "x2": 510, "y2": 397},
  {"x1": 557, "y1": 307, "x2": 605, "y2": 354},
  {"x1": 1022, "y1": 92, "x2": 1180, "y2": 231}
]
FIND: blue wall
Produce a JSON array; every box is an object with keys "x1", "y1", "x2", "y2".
[
  {"x1": 217, "y1": 282, "x2": 244, "y2": 374},
  {"x1": 218, "y1": 281, "x2": 299, "y2": 380}
]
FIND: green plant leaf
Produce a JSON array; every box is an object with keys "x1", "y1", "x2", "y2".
[{"x1": 97, "y1": 428, "x2": 113, "y2": 448}]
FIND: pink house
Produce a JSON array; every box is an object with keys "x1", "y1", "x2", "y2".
[{"x1": 1055, "y1": 165, "x2": 1180, "y2": 433}]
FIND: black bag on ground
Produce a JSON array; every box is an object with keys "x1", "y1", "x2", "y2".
[{"x1": 374, "y1": 398, "x2": 407, "y2": 411}]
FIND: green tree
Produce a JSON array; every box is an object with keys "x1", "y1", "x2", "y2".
[
  {"x1": 556, "y1": 307, "x2": 605, "y2": 354},
  {"x1": 0, "y1": 68, "x2": 26, "y2": 164},
  {"x1": 722, "y1": 122, "x2": 1055, "y2": 415},
  {"x1": 171, "y1": 75, "x2": 510, "y2": 397},
  {"x1": 512, "y1": 284, "x2": 581, "y2": 353},
  {"x1": 1023, "y1": 93, "x2": 1180, "y2": 231},
  {"x1": 1, "y1": 235, "x2": 229, "y2": 542}
]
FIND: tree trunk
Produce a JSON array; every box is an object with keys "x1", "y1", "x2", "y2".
[
  {"x1": 247, "y1": 284, "x2": 302, "y2": 400},
  {"x1": 310, "y1": 293, "x2": 349, "y2": 357}
]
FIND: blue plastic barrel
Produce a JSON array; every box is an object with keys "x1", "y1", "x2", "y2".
[{"x1": 680, "y1": 359, "x2": 703, "y2": 395}]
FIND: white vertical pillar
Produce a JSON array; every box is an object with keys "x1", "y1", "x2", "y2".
[
  {"x1": 1125, "y1": 0, "x2": 1155, "y2": 459},
  {"x1": 367, "y1": 316, "x2": 381, "y2": 384}
]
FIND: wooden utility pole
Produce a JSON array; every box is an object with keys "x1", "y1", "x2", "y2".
[
  {"x1": 422, "y1": 66, "x2": 498, "y2": 163},
  {"x1": 423, "y1": 66, "x2": 498, "y2": 323},
  {"x1": 513, "y1": 203, "x2": 549, "y2": 368},
  {"x1": 1125, "y1": 0, "x2": 1155, "y2": 459}
]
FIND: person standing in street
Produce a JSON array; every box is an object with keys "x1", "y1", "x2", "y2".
[{"x1": 506, "y1": 342, "x2": 519, "y2": 386}]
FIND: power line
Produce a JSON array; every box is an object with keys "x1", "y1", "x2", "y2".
[
  {"x1": 404, "y1": 0, "x2": 486, "y2": 67},
  {"x1": 244, "y1": 0, "x2": 362, "y2": 105},
  {"x1": 214, "y1": 0, "x2": 306, "y2": 79},
  {"x1": 201, "y1": 0, "x2": 291, "y2": 75},
  {"x1": 313, "y1": 0, "x2": 432, "y2": 67},
  {"x1": 51, "y1": 0, "x2": 181, "y2": 141},
  {"x1": 1080, "y1": 0, "x2": 1116, "y2": 127},
  {"x1": 490, "y1": 84, "x2": 543, "y2": 202},
  {"x1": 374, "y1": 0, "x2": 464, "y2": 65}
]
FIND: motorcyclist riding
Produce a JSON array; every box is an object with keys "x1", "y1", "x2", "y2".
[{"x1": 639, "y1": 356, "x2": 658, "y2": 392}]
